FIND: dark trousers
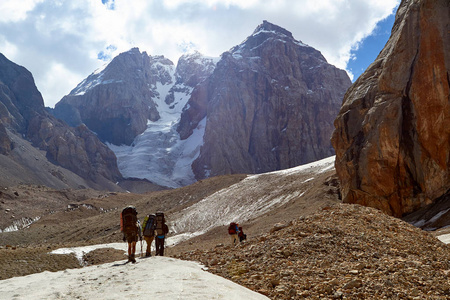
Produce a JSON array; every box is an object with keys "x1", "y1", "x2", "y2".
[{"x1": 155, "y1": 236, "x2": 165, "y2": 256}]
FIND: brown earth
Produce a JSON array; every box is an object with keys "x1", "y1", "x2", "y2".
[
  {"x1": 1, "y1": 171, "x2": 449, "y2": 300},
  {"x1": 175, "y1": 204, "x2": 450, "y2": 299},
  {"x1": 0, "y1": 170, "x2": 338, "y2": 279}
]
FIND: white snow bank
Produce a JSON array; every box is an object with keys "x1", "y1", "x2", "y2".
[
  {"x1": 0, "y1": 256, "x2": 268, "y2": 300},
  {"x1": 265, "y1": 155, "x2": 335, "y2": 176},
  {"x1": 51, "y1": 242, "x2": 128, "y2": 264},
  {"x1": 437, "y1": 233, "x2": 450, "y2": 244},
  {"x1": 50, "y1": 234, "x2": 203, "y2": 264}
]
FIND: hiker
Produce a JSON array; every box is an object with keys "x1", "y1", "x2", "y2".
[
  {"x1": 142, "y1": 214, "x2": 156, "y2": 257},
  {"x1": 228, "y1": 222, "x2": 239, "y2": 246},
  {"x1": 120, "y1": 206, "x2": 142, "y2": 263},
  {"x1": 238, "y1": 226, "x2": 247, "y2": 242},
  {"x1": 155, "y1": 212, "x2": 169, "y2": 256}
]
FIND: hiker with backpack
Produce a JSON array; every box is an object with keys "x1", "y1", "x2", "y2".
[
  {"x1": 155, "y1": 212, "x2": 169, "y2": 256},
  {"x1": 120, "y1": 206, "x2": 142, "y2": 263},
  {"x1": 142, "y1": 214, "x2": 156, "y2": 257},
  {"x1": 228, "y1": 222, "x2": 239, "y2": 246},
  {"x1": 238, "y1": 226, "x2": 247, "y2": 242}
]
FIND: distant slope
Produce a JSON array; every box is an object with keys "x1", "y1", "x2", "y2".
[
  {"x1": 0, "y1": 53, "x2": 123, "y2": 191},
  {"x1": 170, "y1": 156, "x2": 337, "y2": 235},
  {"x1": 0, "y1": 156, "x2": 340, "y2": 250}
]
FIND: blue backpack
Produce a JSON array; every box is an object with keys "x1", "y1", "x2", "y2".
[{"x1": 143, "y1": 214, "x2": 156, "y2": 237}]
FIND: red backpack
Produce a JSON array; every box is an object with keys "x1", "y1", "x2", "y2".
[{"x1": 228, "y1": 222, "x2": 238, "y2": 234}]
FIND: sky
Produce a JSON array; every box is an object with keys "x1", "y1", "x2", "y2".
[{"x1": 0, "y1": 0, "x2": 400, "y2": 108}]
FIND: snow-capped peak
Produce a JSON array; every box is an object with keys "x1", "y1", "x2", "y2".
[{"x1": 252, "y1": 20, "x2": 294, "y2": 39}]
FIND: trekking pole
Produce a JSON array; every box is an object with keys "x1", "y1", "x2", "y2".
[{"x1": 140, "y1": 239, "x2": 143, "y2": 257}]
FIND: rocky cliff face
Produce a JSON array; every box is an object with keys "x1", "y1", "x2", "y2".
[
  {"x1": 0, "y1": 53, "x2": 122, "y2": 189},
  {"x1": 165, "y1": 51, "x2": 216, "y2": 107},
  {"x1": 53, "y1": 48, "x2": 173, "y2": 145},
  {"x1": 180, "y1": 21, "x2": 352, "y2": 179},
  {"x1": 331, "y1": 0, "x2": 450, "y2": 217},
  {"x1": 54, "y1": 49, "x2": 217, "y2": 187}
]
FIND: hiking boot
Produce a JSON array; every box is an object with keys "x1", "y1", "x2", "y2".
[
  {"x1": 130, "y1": 254, "x2": 136, "y2": 263},
  {"x1": 145, "y1": 252, "x2": 151, "y2": 257}
]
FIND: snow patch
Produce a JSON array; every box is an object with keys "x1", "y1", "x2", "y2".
[
  {"x1": 0, "y1": 216, "x2": 41, "y2": 233},
  {"x1": 1, "y1": 256, "x2": 268, "y2": 299},
  {"x1": 108, "y1": 70, "x2": 203, "y2": 188},
  {"x1": 437, "y1": 234, "x2": 450, "y2": 244}
]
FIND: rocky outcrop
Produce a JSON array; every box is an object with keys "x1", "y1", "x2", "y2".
[
  {"x1": 176, "y1": 204, "x2": 450, "y2": 299},
  {"x1": 0, "y1": 53, "x2": 122, "y2": 189},
  {"x1": 331, "y1": 0, "x2": 450, "y2": 217},
  {"x1": 27, "y1": 117, "x2": 122, "y2": 183},
  {"x1": 0, "y1": 54, "x2": 44, "y2": 132},
  {"x1": 165, "y1": 51, "x2": 216, "y2": 107},
  {"x1": 53, "y1": 48, "x2": 173, "y2": 145},
  {"x1": 180, "y1": 21, "x2": 351, "y2": 179}
]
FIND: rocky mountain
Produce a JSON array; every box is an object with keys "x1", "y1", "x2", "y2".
[
  {"x1": 332, "y1": 0, "x2": 449, "y2": 217},
  {"x1": 53, "y1": 49, "x2": 217, "y2": 188},
  {"x1": 54, "y1": 48, "x2": 171, "y2": 146},
  {"x1": 181, "y1": 21, "x2": 352, "y2": 180},
  {"x1": 0, "y1": 53, "x2": 123, "y2": 190},
  {"x1": 54, "y1": 21, "x2": 351, "y2": 187}
]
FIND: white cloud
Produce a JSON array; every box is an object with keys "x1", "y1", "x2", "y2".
[
  {"x1": 0, "y1": 0, "x2": 44, "y2": 23},
  {"x1": 0, "y1": 0, "x2": 399, "y2": 107}
]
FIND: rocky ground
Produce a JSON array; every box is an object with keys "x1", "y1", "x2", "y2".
[
  {"x1": 1, "y1": 172, "x2": 449, "y2": 299},
  {"x1": 176, "y1": 204, "x2": 450, "y2": 299}
]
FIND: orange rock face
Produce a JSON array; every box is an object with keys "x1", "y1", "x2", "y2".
[{"x1": 332, "y1": 0, "x2": 450, "y2": 217}]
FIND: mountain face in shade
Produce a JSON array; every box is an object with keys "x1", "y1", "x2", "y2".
[
  {"x1": 332, "y1": 0, "x2": 450, "y2": 217},
  {"x1": 0, "y1": 53, "x2": 122, "y2": 190},
  {"x1": 181, "y1": 20, "x2": 351, "y2": 180}
]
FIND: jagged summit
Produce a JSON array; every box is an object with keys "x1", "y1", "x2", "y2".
[
  {"x1": 69, "y1": 48, "x2": 173, "y2": 97},
  {"x1": 252, "y1": 20, "x2": 294, "y2": 39},
  {"x1": 230, "y1": 20, "x2": 313, "y2": 59}
]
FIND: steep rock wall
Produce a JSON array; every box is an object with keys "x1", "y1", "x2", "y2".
[{"x1": 332, "y1": 0, "x2": 450, "y2": 217}]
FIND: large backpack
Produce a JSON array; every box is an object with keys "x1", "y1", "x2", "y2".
[
  {"x1": 228, "y1": 222, "x2": 238, "y2": 235},
  {"x1": 155, "y1": 212, "x2": 165, "y2": 236},
  {"x1": 120, "y1": 206, "x2": 138, "y2": 235},
  {"x1": 143, "y1": 214, "x2": 156, "y2": 237}
]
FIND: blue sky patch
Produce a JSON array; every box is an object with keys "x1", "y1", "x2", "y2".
[
  {"x1": 102, "y1": 0, "x2": 115, "y2": 10},
  {"x1": 347, "y1": 13, "x2": 396, "y2": 81},
  {"x1": 97, "y1": 45, "x2": 117, "y2": 61}
]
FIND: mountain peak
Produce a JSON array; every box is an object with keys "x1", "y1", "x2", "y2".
[{"x1": 252, "y1": 20, "x2": 293, "y2": 39}]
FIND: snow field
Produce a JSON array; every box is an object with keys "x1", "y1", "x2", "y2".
[{"x1": 0, "y1": 256, "x2": 269, "y2": 300}]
